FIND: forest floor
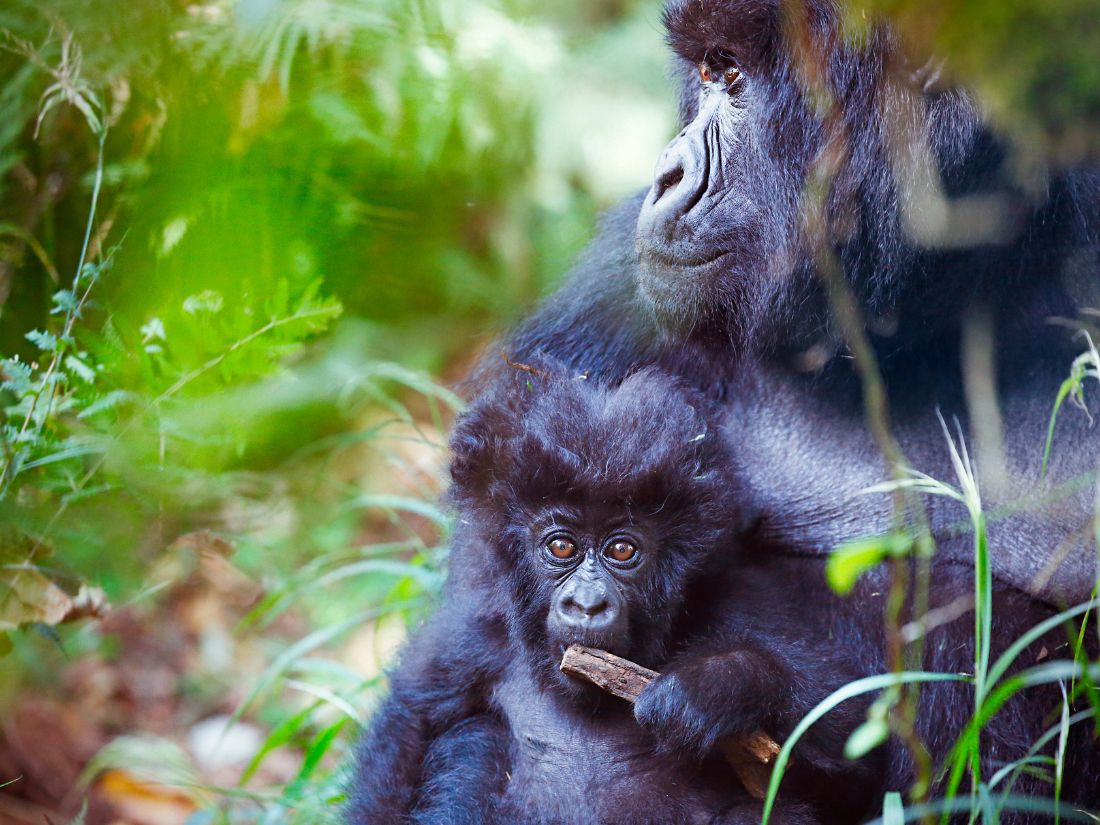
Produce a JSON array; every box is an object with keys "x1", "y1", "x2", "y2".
[{"x1": 2, "y1": 533, "x2": 323, "y2": 823}]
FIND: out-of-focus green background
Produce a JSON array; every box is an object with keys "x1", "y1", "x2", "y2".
[
  {"x1": 0, "y1": 0, "x2": 1095, "y2": 822},
  {"x1": 0, "y1": 1, "x2": 676, "y2": 822}
]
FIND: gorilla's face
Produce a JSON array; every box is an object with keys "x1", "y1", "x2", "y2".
[
  {"x1": 518, "y1": 507, "x2": 685, "y2": 696},
  {"x1": 636, "y1": 0, "x2": 824, "y2": 340},
  {"x1": 637, "y1": 92, "x2": 790, "y2": 338},
  {"x1": 537, "y1": 520, "x2": 644, "y2": 656},
  {"x1": 447, "y1": 366, "x2": 740, "y2": 694}
]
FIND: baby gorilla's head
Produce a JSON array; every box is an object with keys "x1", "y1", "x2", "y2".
[{"x1": 449, "y1": 359, "x2": 739, "y2": 692}]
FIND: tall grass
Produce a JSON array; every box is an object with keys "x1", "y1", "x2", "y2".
[{"x1": 764, "y1": 369, "x2": 1100, "y2": 824}]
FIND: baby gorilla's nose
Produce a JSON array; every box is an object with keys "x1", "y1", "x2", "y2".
[
  {"x1": 547, "y1": 554, "x2": 630, "y2": 649},
  {"x1": 553, "y1": 576, "x2": 624, "y2": 636},
  {"x1": 561, "y1": 582, "x2": 611, "y2": 621}
]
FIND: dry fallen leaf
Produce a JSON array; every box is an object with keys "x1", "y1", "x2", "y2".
[
  {"x1": 95, "y1": 770, "x2": 196, "y2": 825},
  {"x1": 0, "y1": 566, "x2": 109, "y2": 631}
]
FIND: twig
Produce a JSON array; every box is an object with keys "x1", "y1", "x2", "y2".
[{"x1": 560, "y1": 645, "x2": 781, "y2": 800}]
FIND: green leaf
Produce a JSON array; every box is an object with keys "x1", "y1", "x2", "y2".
[
  {"x1": 240, "y1": 704, "x2": 316, "y2": 785},
  {"x1": 51, "y1": 289, "x2": 78, "y2": 315},
  {"x1": 296, "y1": 718, "x2": 345, "y2": 781},
  {"x1": 760, "y1": 671, "x2": 969, "y2": 825},
  {"x1": 0, "y1": 358, "x2": 33, "y2": 392},
  {"x1": 80, "y1": 735, "x2": 199, "y2": 789},
  {"x1": 826, "y1": 533, "x2": 910, "y2": 595},
  {"x1": 882, "y1": 792, "x2": 905, "y2": 825},
  {"x1": 25, "y1": 329, "x2": 58, "y2": 352},
  {"x1": 140, "y1": 317, "x2": 166, "y2": 343},
  {"x1": 78, "y1": 390, "x2": 140, "y2": 419},
  {"x1": 182, "y1": 290, "x2": 225, "y2": 315},
  {"x1": 344, "y1": 494, "x2": 450, "y2": 528},
  {"x1": 844, "y1": 717, "x2": 890, "y2": 759},
  {"x1": 986, "y1": 599, "x2": 1097, "y2": 693},
  {"x1": 64, "y1": 354, "x2": 96, "y2": 382}
]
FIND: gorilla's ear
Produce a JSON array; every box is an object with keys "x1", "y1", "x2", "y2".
[
  {"x1": 449, "y1": 353, "x2": 579, "y2": 504},
  {"x1": 448, "y1": 400, "x2": 512, "y2": 503},
  {"x1": 448, "y1": 362, "x2": 541, "y2": 503}
]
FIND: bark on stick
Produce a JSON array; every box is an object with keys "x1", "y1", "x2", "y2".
[{"x1": 559, "y1": 644, "x2": 781, "y2": 800}]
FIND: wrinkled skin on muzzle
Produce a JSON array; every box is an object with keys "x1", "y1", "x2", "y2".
[{"x1": 635, "y1": 61, "x2": 823, "y2": 340}]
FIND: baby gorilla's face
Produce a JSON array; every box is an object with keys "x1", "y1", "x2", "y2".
[
  {"x1": 447, "y1": 364, "x2": 740, "y2": 692},
  {"x1": 516, "y1": 503, "x2": 694, "y2": 695},
  {"x1": 534, "y1": 514, "x2": 650, "y2": 657}
]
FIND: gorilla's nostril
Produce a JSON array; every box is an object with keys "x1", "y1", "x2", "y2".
[
  {"x1": 654, "y1": 167, "x2": 684, "y2": 202},
  {"x1": 561, "y1": 590, "x2": 609, "y2": 621},
  {"x1": 579, "y1": 598, "x2": 607, "y2": 617}
]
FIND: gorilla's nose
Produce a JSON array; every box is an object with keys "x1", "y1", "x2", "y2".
[
  {"x1": 652, "y1": 145, "x2": 686, "y2": 204},
  {"x1": 636, "y1": 94, "x2": 720, "y2": 246},
  {"x1": 639, "y1": 134, "x2": 706, "y2": 241},
  {"x1": 558, "y1": 582, "x2": 616, "y2": 629},
  {"x1": 563, "y1": 583, "x2": 608, "y2": 617}
]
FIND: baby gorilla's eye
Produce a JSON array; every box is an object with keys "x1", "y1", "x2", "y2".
[
  {"x1": 605, "y1": 541, "x2": 637, "y2": 563},
  {"x1": 724, "y1": 66, "x2": 741, "y2": 87},
  {"x1": 547, "y1": 538, "x2": 577, "y2": 559},
  {"x1": 698, "y1": 62, "x2": 712, "y2": 83}
]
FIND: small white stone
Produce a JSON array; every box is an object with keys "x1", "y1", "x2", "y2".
[{"x1": 188, "y1": 714, "x2": 264, "y2": 771}]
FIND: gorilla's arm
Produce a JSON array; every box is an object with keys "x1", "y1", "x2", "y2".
[
  {"x1": 635, "y1": 635, "x2": 872, "y2": 771},
  {"x1": 347, "y1": 687, "x2": 431, "y2": 822},
  {"x1": 634, "y1": 552, "x2": 1099, "y2": 810},
  {"x1": 406, "y1": 716, "x2": 510, "y2": 825},
  {"x1": 633, "y1": 562, "x2": 877, "y2": 771},
  {"x1": 629, "y1": 555, "x2": 888, "y2": 820},
  {"x1": 346, "y1": 594, "x2": 507, "y2": 824}
]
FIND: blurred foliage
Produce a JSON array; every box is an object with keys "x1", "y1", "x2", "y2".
[
  {"x1": 849, "y1": 0, "x2": 1100, "y2": 163},
  {"x1": 0, "y1": 0, "x2": 673, "y2": 616},
  {"x1": 0, "y1": 0, "x2": 671, "y2": 820}
]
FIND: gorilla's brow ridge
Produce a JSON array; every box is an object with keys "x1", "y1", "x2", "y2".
[{"x1": 664, "y1": 0, "x2": 778, "y2": 65}]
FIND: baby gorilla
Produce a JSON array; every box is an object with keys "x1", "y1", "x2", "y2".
[
  {"x1": 445, "y1": 363, "x2": 784, "y2": 825},
  {"x1": 351, "y1": 364, "x2": 875, "y2": 825},
  {"x1": 449, "y1": 363, "x2": 740, "y2": 695}
]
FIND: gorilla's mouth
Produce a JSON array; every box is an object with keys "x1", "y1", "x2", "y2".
[
  {"x1": 549, "y1": 624, "x2": 628, "y2": 666},
  {"x1": 637, "y1": 248, "x2": 730, "y2": 292},
  {"x1": 552, "y1": 629, "x2": 622, "y2": 658},
  {"x1": 636, "y1": 248, "x2": 735, "y2": 335},
  {"x1": 637, "y1": 244, "x2": 732, "y2": 271}
]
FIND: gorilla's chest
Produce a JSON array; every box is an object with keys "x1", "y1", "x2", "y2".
[{"x1": 492, "y1": 664, "x2": 736, "y2": 825}]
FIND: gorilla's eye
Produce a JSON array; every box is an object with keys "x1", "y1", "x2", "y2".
[
  {"x1": 605, "y1": 541, "x2": 637, "y2": 563},
  {"x1": 724, "y1": 66, "x2": 741, "y2": 87},
  {"x1": 698, "y1": 63, "x2": 712, "y2": 83},
  {"x1": 547, "y1": 537, "x2": 577, "y2": 560}
]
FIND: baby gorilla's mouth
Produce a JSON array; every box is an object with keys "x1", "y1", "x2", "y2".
[{"x1": 552, "y1": 628, "x2": 623, "y2": 662}]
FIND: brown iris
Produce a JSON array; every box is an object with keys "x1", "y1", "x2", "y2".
[
  {"x1": 698, "y1": 63, "x2": 712, "y2": 83},
  {"x1": 547, "y1": 538, "x2": 577, "y2": 559},
  {"x1": 606, "y1": 541, "x2": 637, "y2": 562}
]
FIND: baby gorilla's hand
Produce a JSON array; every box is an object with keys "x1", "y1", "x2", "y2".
[{"x1": 633, "y1": 651, "x2": 776, "y2": 757}]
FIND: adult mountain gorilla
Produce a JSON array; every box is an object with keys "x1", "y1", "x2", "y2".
[
  {"x1": 499, "y1": 0, "x2": 1100, "y2": 604},
  {"x1": 351, "y1": 0, "x2": 1100, "y2": 818}
]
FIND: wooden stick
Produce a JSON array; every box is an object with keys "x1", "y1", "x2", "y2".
[{"x1": 560, "y1": 644, "x2": 781, "y2": 800}]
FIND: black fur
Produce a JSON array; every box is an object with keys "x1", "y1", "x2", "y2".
[
  {"x1": 449, "y1": 365, "x2": 738, "y2": 675},
  {"x1": 349, "y1": 369, "x2": 1096, "y2": 824},
  {"x1": 500, "y1": 0, "x2": 1100, "y2": 607}
]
